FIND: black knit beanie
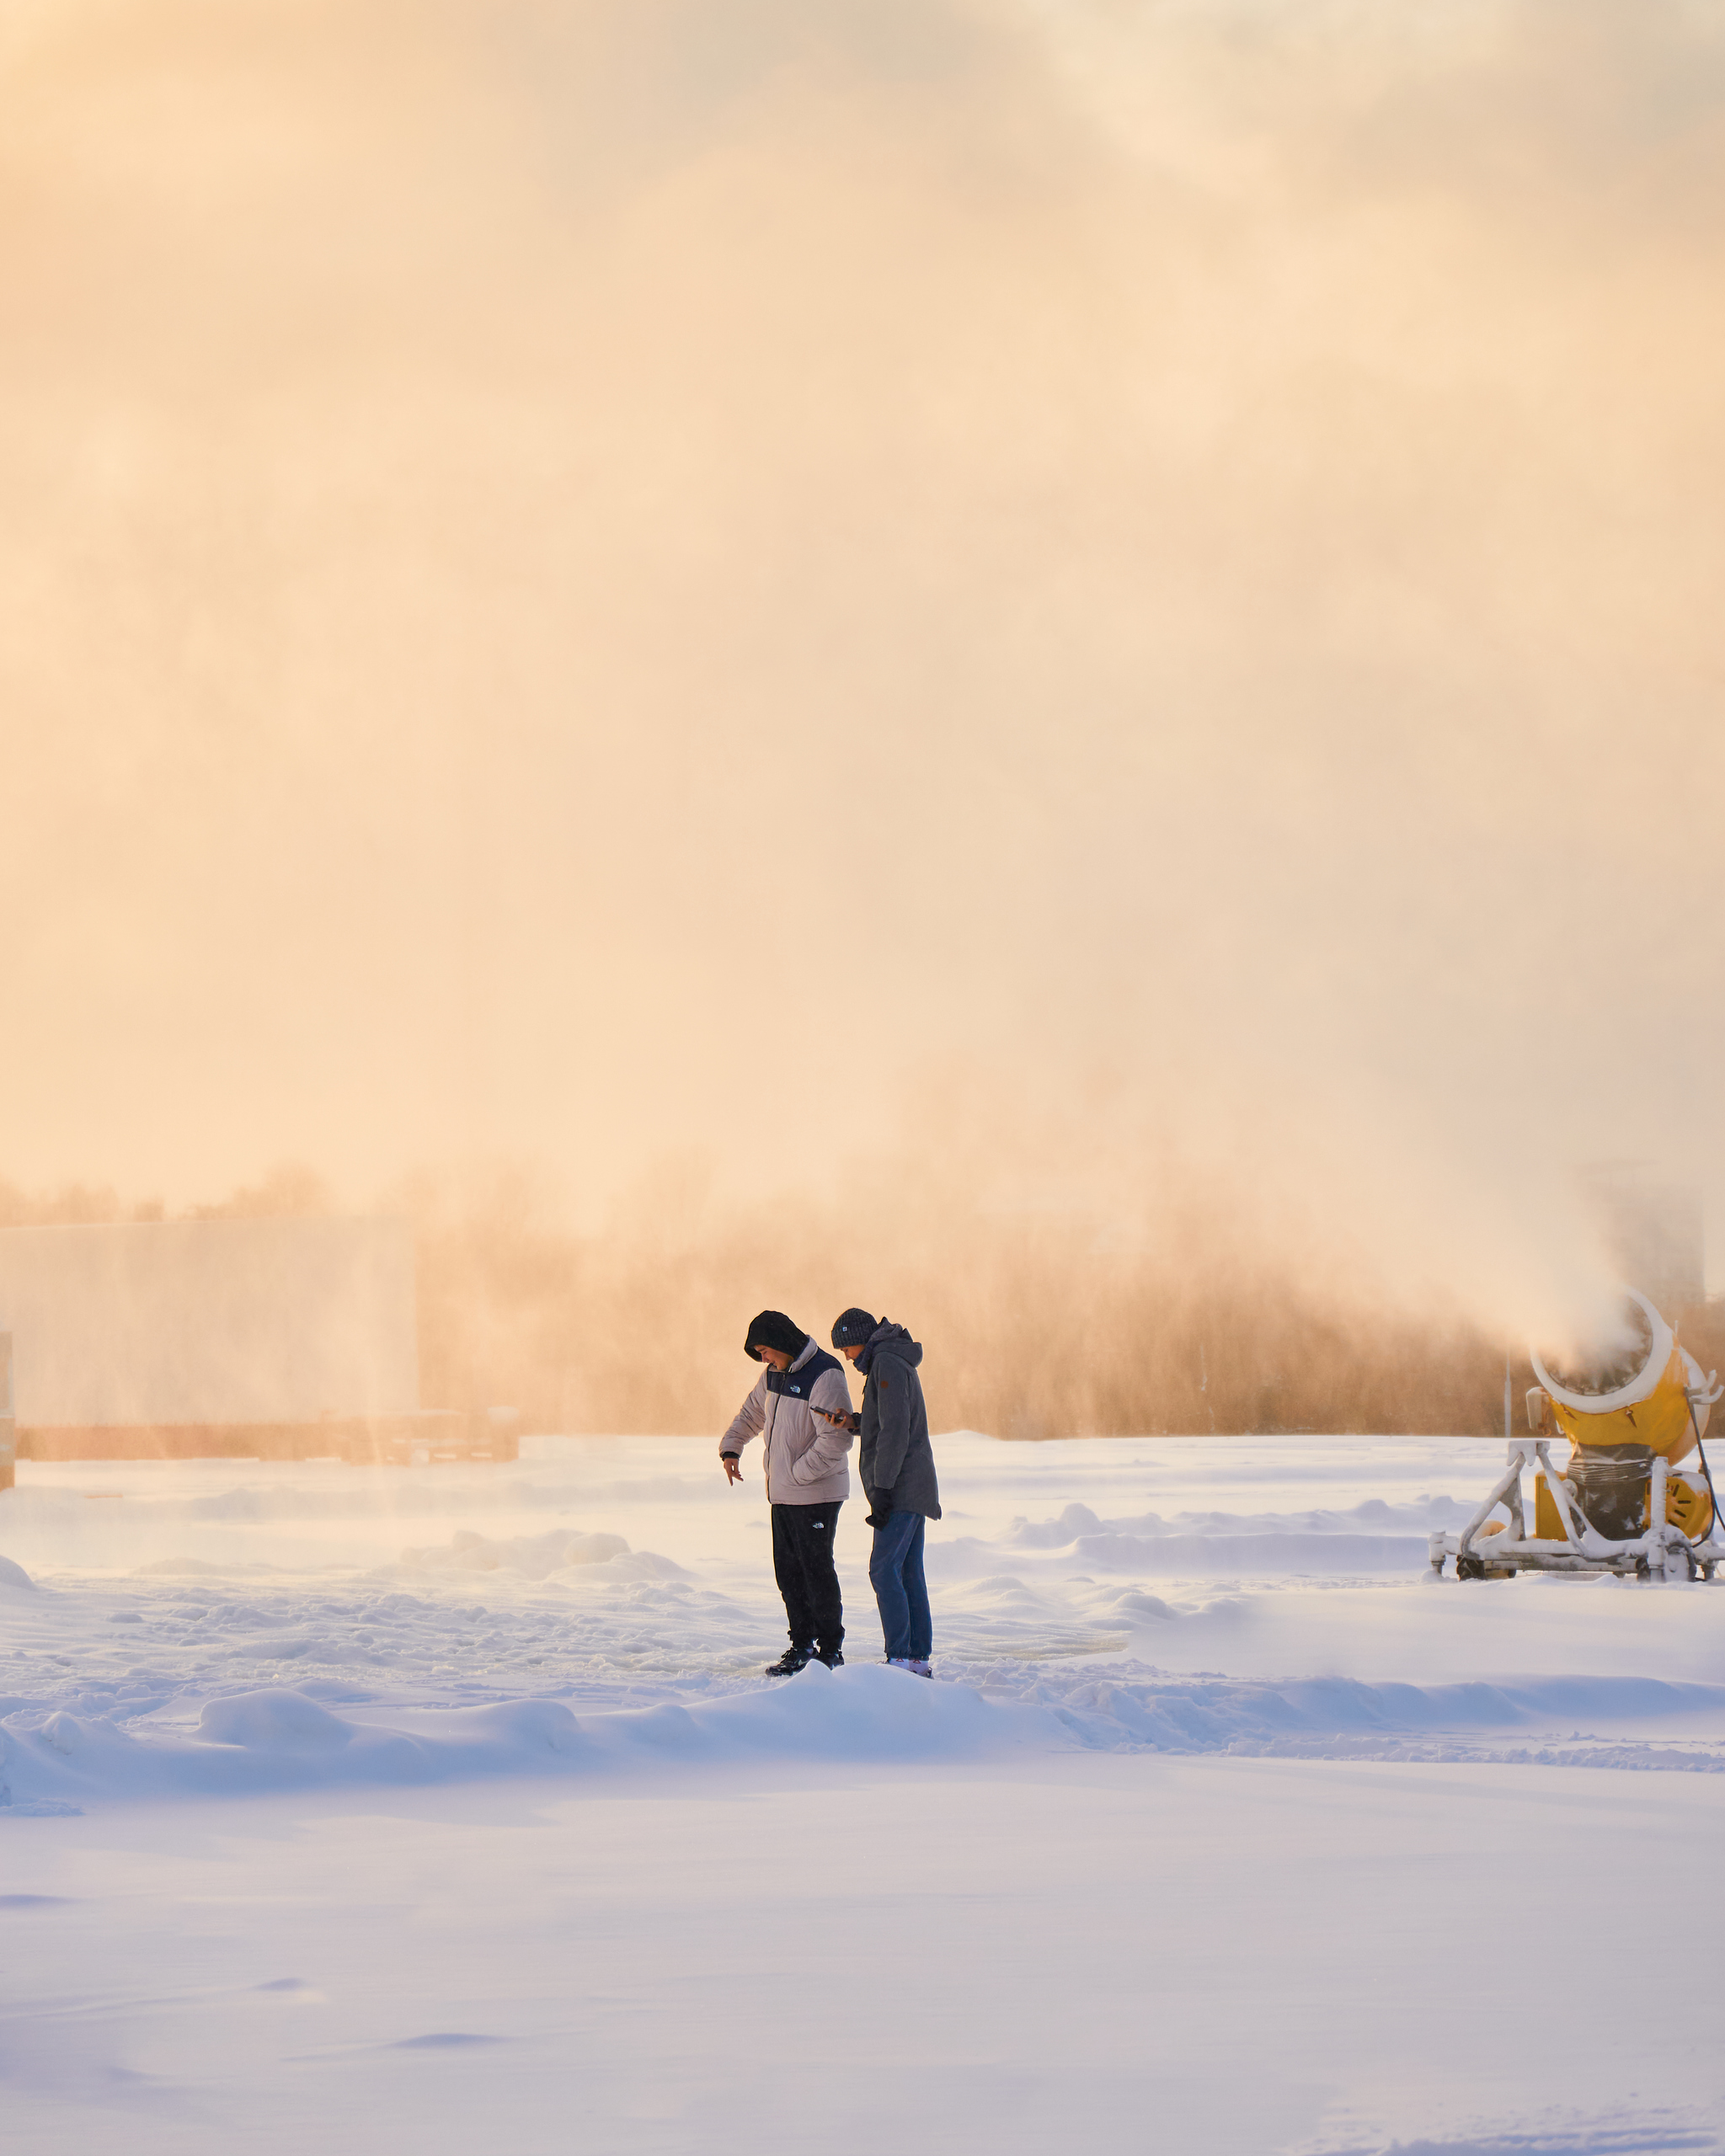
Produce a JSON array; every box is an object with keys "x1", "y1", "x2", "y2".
[
  {"x1": 745, "y1": 1310, "x2": 809, "y2": 1363},
  {"x1": 830, "y1": 1307, "x2": 879, "y2": 1349}
]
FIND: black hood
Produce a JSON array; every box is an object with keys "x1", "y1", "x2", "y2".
[
  {"x1": 857, "y1": 1319, "x2": 921, "y2": 1374},
  {"x1": 745, "y1": 1310, "x2": 809, "y2": 1363}
]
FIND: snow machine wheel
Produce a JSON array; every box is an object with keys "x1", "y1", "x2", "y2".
[{"x1": 1456, "y1": 1555, "x2": 1486, "y2": 1581}]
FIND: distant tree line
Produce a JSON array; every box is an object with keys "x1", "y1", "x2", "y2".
[{"x1": 9, "y1": 1165, "x2": 1719, "y2": 1442}]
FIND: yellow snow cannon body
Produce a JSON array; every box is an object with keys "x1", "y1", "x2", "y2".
[
  {"x1": 1430, "y1": 1289, "x2": 1725, "y2": 1582},
  {"x1": 1534, "y1": 1291, "x2": 1705, "y2": 1463}
]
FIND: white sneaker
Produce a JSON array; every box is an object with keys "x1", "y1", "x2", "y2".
[
  {"x1": 908, "y1": 1659, "x2": 932, "y2": 1678},
  {"x1": 887, "y1": 1657, "x2": 933, "y2": 1678}
]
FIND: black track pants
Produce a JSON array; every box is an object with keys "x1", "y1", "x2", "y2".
[{"x1": 771, "y1": 1500, "x2": 844, "y2": 1654}]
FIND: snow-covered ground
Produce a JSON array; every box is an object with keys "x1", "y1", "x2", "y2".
[{"x1": 3, "y1": 1433, "x2": 1722, "y2": 2153}]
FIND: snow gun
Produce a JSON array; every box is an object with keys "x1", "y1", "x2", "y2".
[{"x1": 1429, "y1": 1287, "x2": 1725, "y2": 1582}]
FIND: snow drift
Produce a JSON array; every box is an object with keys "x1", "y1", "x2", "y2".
[{"x1": 8, "y1": 1662, "x2": 1725, "y2": 1816}]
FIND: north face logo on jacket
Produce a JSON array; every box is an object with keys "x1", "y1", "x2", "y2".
[{"x1": 765, "y1": 1348, "x2": 841, "y2": 1398}]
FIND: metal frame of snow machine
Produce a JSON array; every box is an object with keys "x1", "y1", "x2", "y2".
[{"x1": 1429, "y1": 1438, "x2": 1725, "y2": 1582}]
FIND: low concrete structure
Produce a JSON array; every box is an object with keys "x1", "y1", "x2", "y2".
[
  {"x1": 0, "y1": 1333, "x2": 13, "y2": 1491},
  {"x1": 0, "y1": 1218, "x2": 516, "y2": 1471}
]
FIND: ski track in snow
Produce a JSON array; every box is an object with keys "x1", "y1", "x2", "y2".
[
  {"x1": 4, "y1": 1432, "x2": 1725, "y2": 1810},
  {"x1": 1321, "y1": 2116, "x2": 1725, "y2": 2153}
]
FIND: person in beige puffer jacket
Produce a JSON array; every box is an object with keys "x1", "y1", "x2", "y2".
[{"x1": 721, "y1": 1310, "x2": 854, "y2": 1674}]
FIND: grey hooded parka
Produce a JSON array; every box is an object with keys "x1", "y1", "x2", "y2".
[{"x1": 857, "y1": 1321, "x2": 941, "y2": 1520}]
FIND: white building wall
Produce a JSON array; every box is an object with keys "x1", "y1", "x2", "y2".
[{"x1": 0, "y1": 1218, "x2": 418, "y2": 1426}]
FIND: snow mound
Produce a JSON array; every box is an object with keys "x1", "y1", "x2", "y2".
[
  {"x1": 400, "y1": 1528, "x2": 634, "y2": 1577},
  {"x1": 1110, "y1": 1590, "x2": 1177, "y2": 1621},
  {"x1": 0, "y1": 1665, "x2": 1051, "y2": 1809},
  {"x1": 1005, "y1": 1496, "x2": 1465, "y2": 1549},
  {"x1": 431, "y1": 1699, "x2": 586, "y2": 1754},
  {"x1": 0, "y1": 1553, "x2": 34, "y2": 1591},
  {"x1": 931, "y1": 1529, "x2": 1432, "y2": 1578},
  {"x1": 945, "y1": 1662, "x2": 1725, "y2": 1765},
  {"x1": 200, "y1": 1689, "x2": 355, "y2": 1750},
  {"x1": 8, "y1": 1663, "x2": 1725, "y2": 1812},
  {"x1": 1071, "y1": 1529, "x2": 1433, "y2": 1572}
]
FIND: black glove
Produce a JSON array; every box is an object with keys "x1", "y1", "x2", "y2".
[{"x1": 865, "y1": 1494, "x2": 895, "y2": 1529}]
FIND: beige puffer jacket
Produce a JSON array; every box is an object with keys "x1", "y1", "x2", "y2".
[{"x1": 720, "y1": 1338, "x2": 854, "y2": 1503}]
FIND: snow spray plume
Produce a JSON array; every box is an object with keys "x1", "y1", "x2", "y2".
[
  {"x1": 400, "y1": 1145, "x2": 1546, "y2": 1440},
  {"x1": 12, "y1": 1155, "x2": 1722, "y2": 1438},
  {"x1": 5, "y1": 3, "x2": 1725, "y2": 1350}
]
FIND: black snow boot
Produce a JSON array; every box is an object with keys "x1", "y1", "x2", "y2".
[
  {"x1": 812, "y1": 1647, "x2": 843, "y2": 1669},
  {"x1": 764, "y1": 1646, "x2": 811, "y2": 1677}
]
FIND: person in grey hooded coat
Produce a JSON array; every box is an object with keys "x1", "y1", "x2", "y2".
[{"x1": 829, "y1": 1309, "x2": 940, "y2": 1674}]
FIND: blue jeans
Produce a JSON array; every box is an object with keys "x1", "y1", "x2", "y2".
[{"x1": 869, "y1": 1511, "x2": 931, "y2": 1662}]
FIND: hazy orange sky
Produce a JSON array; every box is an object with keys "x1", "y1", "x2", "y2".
[{"x1": 4, "y1": 0, "x2": 1724, "y2": 1342}]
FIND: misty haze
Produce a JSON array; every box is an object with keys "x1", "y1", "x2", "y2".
[
  {"x1": 4, "y1": 7, "x2": 1724, "y2": 2154},
  {"x1": 7, "y1": 0, "x2": 1725, "y2": 1406}
]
